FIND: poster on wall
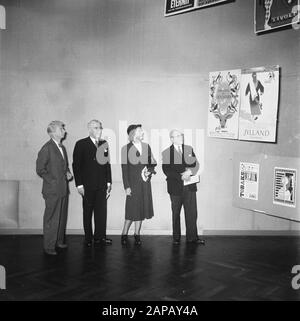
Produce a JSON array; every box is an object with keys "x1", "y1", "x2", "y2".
[
  {"x1": 255, "y1": 0, "x2": 300, "y2": 33},
  {"x1": 238, "y1": 66, "x2": 279, "y2": 142},
  {"x1": 239, "y1": 162, "x2": 260, "y2": 200},
  {"x1": 164, "y1": 0, "x2": 229, "y2": 17},
  {"x1": 207, "y1": 69, "x2": 241, "y2": 139},
  {"x1": 273, "y1": 167, "x2": 297, "y2": 207}
]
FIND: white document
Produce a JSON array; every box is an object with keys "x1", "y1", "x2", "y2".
[{"x1": 184, "y1": 175, "x2": 200, "y2": 186}]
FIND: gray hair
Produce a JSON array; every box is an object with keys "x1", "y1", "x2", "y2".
[
  {"x1": 47, "y1": 120, "x2": 65, "y2": 135},
  {"x1": 169, "y1": 129, "x2": 183, "y2": 139},
  {"x1": 87, "y1": 119, "x2": 102, "y2": 129}
]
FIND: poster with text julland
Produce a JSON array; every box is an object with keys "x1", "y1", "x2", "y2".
[
  {"x1": 238, "y1": 66, "x2": 279, "y2": 142},
  {"x1": 208, "y1": 69, "x2": 241, "y2": 139}
]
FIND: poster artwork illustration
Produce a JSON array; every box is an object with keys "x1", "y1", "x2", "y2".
[{"x1": 208, "y1": 69, "x2": 241, "y2": 139}]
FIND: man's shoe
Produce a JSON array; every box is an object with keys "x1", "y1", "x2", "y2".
[
  {"x1": 95, "y1": 238, "x2": 112, "y2": 245},
  {"x1": 173, "y1": 239, "x2": 180, "y2": 245},
  {"x1": 56, "y1": 244, "x2": 68, "y2": 249},
  {"x1": 44, "y1": 249, "x2": 57, "y2": 256},
  {"x1": 121, "y1": 235, "x2": 128, "y2": 245},
  {"x1": 134, "y1": 234, "x2": 141, "y2": 246},
  {"x1": 187, "y1": 238, "x2": 205, "y2": 245},
  {"x1": 84, "y1": 241, "x2": 92, "y2": 247}
]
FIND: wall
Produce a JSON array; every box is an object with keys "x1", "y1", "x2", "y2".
[{"x1": 0, "y1": 0, "x2": 299, "y2": 234}]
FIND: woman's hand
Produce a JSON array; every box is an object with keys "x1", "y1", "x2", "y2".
[{"x1": 125, "y1": 188, "x2": 132, "y2": 196}]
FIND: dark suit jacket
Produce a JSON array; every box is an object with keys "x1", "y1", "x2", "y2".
[
  {"x1": 162, "y1": 144, "x2": 199, "y2": 196},
  {"x1": 121, "y1": 142, "x2": 157, "y2": 190},
  {"x1": 72, "y1": 137, "x2": 112, "y2": 191},
  {"x1": 36, "y1": 139, "x2": 70, "y2": 198}
]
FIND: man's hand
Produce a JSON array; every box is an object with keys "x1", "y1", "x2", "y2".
[
  {"x1": 66, "y1": 171, "x2": 73, "y2": 181},
  {"x1": 77, "y1": 186, "x2": 85, "y2": 196},
  {"x1": 181, "y1": 169, "x2": 192, "y2": 181},
  {"x1": 125, "y1": 188, "x2": 132, "y2": 196}
]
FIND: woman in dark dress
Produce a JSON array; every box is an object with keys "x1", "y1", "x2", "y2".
[{"x1": 121, "y1": 124, "x2": 157, "y2": 245}]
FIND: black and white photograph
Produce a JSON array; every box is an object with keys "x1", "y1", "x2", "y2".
[{"x1": 0, "y1": 0, "x2": 299, "y2": 308}]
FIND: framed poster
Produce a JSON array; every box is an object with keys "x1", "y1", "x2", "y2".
[
  {"x1": 273, "y1": 167, "x2": 297, "y2": 207},
  {"x1": 239, "y1": 162, "x2": 260, "y2": 201},
  {"x1": 164, "y1": 0, "x2": 229, "y2": 17},
  {"x1": 238, "y1": 66, "x2": 279, "y2": 142},
  {"x1": 255, "y1": 0, "x2": 300, "y2": 33},
  {"x1": 207, "y1": 69, "x2": 241, "y2": 139}
]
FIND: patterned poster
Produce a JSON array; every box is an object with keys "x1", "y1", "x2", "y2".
[
  {"x1": 273, "y1": 167, "x2": 297, "y2": 207},
  {"x1": 239, "y1": 162, "x2": 260, "y2": 201},
  {"x1": 255, "y1": 0, "x2": 300, "y2": 33},
  {"x1": 208, "y1": 69, "x2": 241, "y2": 139},
  {"x1": 164, "y1": 0, "x2": 229, "y2": 17},
  {"x1": 238, "y1": 66, "x2": 279, "y2": 142}
]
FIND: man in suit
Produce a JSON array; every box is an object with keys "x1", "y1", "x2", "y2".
[
  {"x1": 72, "y1": 120, "x2": 112, "y2": 247},
  {"x1": 36, "y1": 121, "x2": 73, "y2": 255},
  {"x1": 162, "y1": 129, "x2": 205, "y2": 245}
]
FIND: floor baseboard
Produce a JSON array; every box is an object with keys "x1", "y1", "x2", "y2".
[{"x1": 0, "y1": 229, "x2": 299, "y2": 236}]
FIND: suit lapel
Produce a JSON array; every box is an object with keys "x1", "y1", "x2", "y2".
[
  {"x1": 172, "y1": 144, "x2": 183, "y2": 165},
  {"x1": 50, "y1": 139, "x2": 65, "y2": 164},
  {"x1": 61, "y1": 145, "x2": 68, "y2": 169},
  {"x1": 131, "y1": 142, "x2": 141, "y2": 157},
  {"x1": 170, "y1": 144, "x2": 175, "y2": 165},
  {"x1": 88, "y1": 136, "x2": 97, "y2": 149}
]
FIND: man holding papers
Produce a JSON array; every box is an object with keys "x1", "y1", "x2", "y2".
[{"x1": 162, "y1": 129, "x2": 205, "y2": 246}]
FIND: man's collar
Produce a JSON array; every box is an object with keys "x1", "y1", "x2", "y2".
[
  {"x1": 89, "y1": 136, "x2": 98, "y2": 144},
  {"x1": 173, "y1": 144, "x2": 182, "y2": 151},
  {"x1": 51, "y1": 138, "x2": 62, "y2": 147}
]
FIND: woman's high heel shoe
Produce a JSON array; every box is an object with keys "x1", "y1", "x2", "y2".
[
  {"x1": 121, "y1": 235, "x2": 128, "y2": 245},
  {"x1": 134, "y1": 234, "x2": 141, "y2": 246}
]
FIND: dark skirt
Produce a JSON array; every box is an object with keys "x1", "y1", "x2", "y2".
[{"x1": 125, "y1": 180, "x2": 154, "y2": 221}]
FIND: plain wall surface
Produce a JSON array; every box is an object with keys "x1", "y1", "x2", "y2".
[{"x1": 0, "y1": 0, "x2": 299, "y2": 234}]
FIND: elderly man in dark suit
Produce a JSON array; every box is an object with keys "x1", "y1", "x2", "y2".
[
  {"x1": 72, "y1": 120, "x2": 112, "y2": 247},
  {"x1": 162, "y1": 129, "x2": 205, "y2": 246},
  {"x1": 36, "y1": 121, "x2": 73, "y2": 256}
]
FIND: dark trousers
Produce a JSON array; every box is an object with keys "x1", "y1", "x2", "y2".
[
  {"x1": 43, "y1": 195, "x2": 69, "y2": 250},
  {"x1": 82, "y1": 189, "x2": 107, "y2": 242},
  {"x1": 170, "y1": 187, "x2": 198, "y2": 242}
]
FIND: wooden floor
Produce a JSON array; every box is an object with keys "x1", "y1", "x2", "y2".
[{"x1": 0, "y1": 235, "x2": 299, "y2": 301}]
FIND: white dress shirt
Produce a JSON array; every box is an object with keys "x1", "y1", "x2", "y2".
[
  {"x1": 133, "y1": 141, "x2": 142, "y2": 155},
  {"x1": 90, "y1": 136, "x2": 99, "y2": 146},
  {"x1": 52, "y1": 139, "x2": 64, "y2": 159},
  {"x1": 77, "y1": 136, "x2": 111, "y2": 189},
  {"x1": 174, "y1": 144, "x2": 183, "y2": 154}
]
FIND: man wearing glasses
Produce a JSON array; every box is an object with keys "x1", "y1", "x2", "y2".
[{"x1": 162, "y1": 129, "x2": 205, "y2": 246}]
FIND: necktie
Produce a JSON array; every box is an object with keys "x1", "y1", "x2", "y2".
[
  {"x1": 95, "y1": 140, "x2": 99, "y2": 148},
  {"x1": 58, "y1": 143, "x2": 64, "y2": 159},
  {"x1": 178, "y1": 145, "x2": 183, "y2": 154}
]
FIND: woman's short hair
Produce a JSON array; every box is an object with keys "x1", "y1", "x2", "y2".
[{"x1": 127, "y1": 124, "x2": 142, "y2": 141}]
